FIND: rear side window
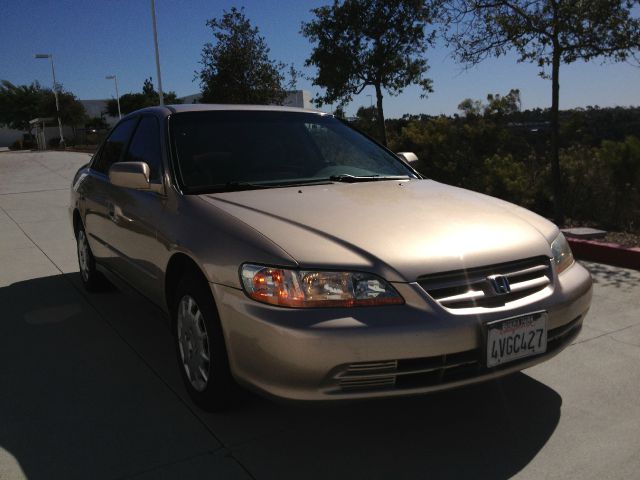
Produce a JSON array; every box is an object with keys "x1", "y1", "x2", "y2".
[
  {"x1": 92, "y1": 117, "x2": 138, "y2": 174},
  {"x1": 125, "y1": 116, "x2": 162, "y2": 181}
]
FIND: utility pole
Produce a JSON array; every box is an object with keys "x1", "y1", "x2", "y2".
[
  {"x1": 150, "y1": 0, "x2": 164, "y2": 105},
  {"x1": 106, "y1": 75, "x2": 122, "y2": 119},
  {"x1": 35, "y1": 53, "x2": 65, "y2": 148}
]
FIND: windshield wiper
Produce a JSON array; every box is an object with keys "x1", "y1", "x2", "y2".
[
  {"x1": 258, "y1": 178, "x2": 333, "y2": 187},
  {"x1": 328, "y1": 174, "x2": 411, "y2": 183},
  {"x1": 184, "y1": 178, "x2": 336, "y2": 194},
  {"x1": 184, "y1": 181, "x2": 273, "y2": 194}
]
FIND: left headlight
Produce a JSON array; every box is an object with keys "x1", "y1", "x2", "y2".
[
  {"x1": 240, "y1": 264, "x2": 404, "y2": 308},
  {"x1": 550, "y1": 232, "x2": 574, "y2": 274}
]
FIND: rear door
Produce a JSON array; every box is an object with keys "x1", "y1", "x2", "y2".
[{"x1": 84, "y1": 117, "x2": 139, "y2": 271}]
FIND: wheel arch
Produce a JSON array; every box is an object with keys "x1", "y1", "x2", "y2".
[
  {"x1": 164, "y1": 252, "x2": 211, "y2": 317},
  {"x1": 72, "y1": 208, "x2": 82, "y2": 238}
]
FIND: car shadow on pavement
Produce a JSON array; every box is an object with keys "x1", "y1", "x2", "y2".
[
  {"x1": 0, "y1": 273, "x2": 562, "y2": 480},
  {"x1": 581, "y1": 260, "x2": 640, "y2": 291}
]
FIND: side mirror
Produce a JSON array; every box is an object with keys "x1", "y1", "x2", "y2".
[
  {"x1": 108, "y1": 162, "x2": 165, "y2": 194},
  {"x1": 396, "y1": 152, "x2": 425, "y2": 175},
  {"x1": 109, "y1": 162, "x2": 151, "y2": 190},
  {"x1": 396, "y1": 152, "x2": 419, "y2": 166}
]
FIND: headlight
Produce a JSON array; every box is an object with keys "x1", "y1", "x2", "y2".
[
  {"x1": 240, "y1": 264, "x2": 404, "y2": 308},
  {"x1": 550, "y1": 232, "x2": 574, "y2": 274}
]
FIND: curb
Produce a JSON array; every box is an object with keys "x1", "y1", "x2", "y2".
[{"x1": 568, "y1": 238, "x2": 640, "y2": 271}]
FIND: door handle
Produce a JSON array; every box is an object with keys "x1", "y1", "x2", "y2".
[{"x1": 107, "y1": 203, "x2": 116, "y2": 222}]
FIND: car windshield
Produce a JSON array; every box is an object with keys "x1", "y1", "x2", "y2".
[{"x1": 169, "y1": 110, "x2": 416, "y2": 193}]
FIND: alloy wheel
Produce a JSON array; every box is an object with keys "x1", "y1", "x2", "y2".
[
  {"x1": 77, "y1": 230, "x2": 90, "y2": 282},
  {"x1": 176, "y1": 294, "x2": 211, "y2": 392}
]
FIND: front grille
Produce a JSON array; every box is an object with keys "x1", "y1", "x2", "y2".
[
  {"x1": 418, "y1": 256, "x2": 553, "y2": 310},
  {"x1": 333, "y1": 316, "x2": 582, "y2": 394}
]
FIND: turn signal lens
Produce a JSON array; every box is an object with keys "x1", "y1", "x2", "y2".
[
  {"x1": 551, "y1": 232, "x2": 574, "y2": 274},
  {"x1": 240, "y1": 264, "x2": 404, "y2": 308}
]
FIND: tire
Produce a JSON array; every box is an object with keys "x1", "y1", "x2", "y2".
[
  {"x1": 76, "y1": 222, "x2": 110, "y2": 292},
  {"x1": 173, "y1": 274, "x2": 235, "y2": 411}
]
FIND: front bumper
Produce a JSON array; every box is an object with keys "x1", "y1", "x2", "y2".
[{"x1": 212, "y1": 261, "x2": 592, "y2": 402}]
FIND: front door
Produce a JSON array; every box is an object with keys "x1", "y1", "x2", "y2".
[{"x1": 105, "y1": 115, "x2": 167, "y2": 306}]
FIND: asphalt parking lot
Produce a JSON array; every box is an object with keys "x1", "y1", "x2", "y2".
[{"x1": 1, "y1": 150, "x2": 639, "y2": 480}]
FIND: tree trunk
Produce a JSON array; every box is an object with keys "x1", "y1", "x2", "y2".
[
  {"x1": 374, "y1": 82, "x2": 387, "y2": 146},
  {"x1": 550, "y1": 46, "x2": 563, "y2": 226}
]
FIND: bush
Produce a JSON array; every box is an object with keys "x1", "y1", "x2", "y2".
[
  {"x1": 483, "y1": 153, "x2": 537, "y2": 207},
  {"x1": 8, "y1": 135, "x2": 36, "y2": 150},
  {"x1": 599, "y1": 136, "x2": 640, "y2": 231},
  {"x1": 559, "y1": 136, "x2": 640, "y2": 232},
  {"x1": 388, "y1": 113, "x2": 639, "y2": 232}
]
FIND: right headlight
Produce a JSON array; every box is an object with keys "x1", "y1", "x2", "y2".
[
  {"x1": 550, "y1": 232, "x2": 574, "y2": 274},
  {"x1": 240, "y1": 264, "x2": 404, "y2": 308}
]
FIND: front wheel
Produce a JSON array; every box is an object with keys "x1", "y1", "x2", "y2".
[{"x1": 173, "y1": 275, "x2": 235, "y2": 411}]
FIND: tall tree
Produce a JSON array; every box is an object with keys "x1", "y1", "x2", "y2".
[
  {"x1": 302, "y1": 0, "x2": 437, "y2": 146},
  {"x1": 0, "y1": 80, "x2": 86, "y2": 133},
  {"x1": 40, "y1": 88, "x2": 87, "y2": 127},
  {"x1": 443, "y1": 0, "x2": 640, "y2": 224},
  {"x1": 106, "y1": 77, "x2": 180, "y2": 116},
  {"x1": 197, "y1": 7, "x2": 287, "y2": 105}
]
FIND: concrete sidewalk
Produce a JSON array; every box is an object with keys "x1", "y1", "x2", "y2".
[{"x1": 1, "y1": 151, "x2": 639, "y2": 479}]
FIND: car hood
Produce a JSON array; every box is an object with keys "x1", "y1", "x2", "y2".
[{"x1": 199, "y1": 179, "x2": 558, "y2": 282}]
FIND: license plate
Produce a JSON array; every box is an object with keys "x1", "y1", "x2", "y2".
[{"x1": 486, "y1": 312, "x2": 547, "y2": 368}]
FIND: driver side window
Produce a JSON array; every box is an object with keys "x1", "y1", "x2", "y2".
[
  {"x1": 92, "y1": 117, "x2": 139, "y2": 174},
  {"x1": 124, "y1": 116, "x2": 162, "y2": 181}
]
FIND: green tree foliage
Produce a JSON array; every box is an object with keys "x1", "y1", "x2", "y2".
[
  {"x1": 352, "y1": 106, "x2": 380, "y2": 138},
  {"x1": 458, "y1": 89, "x2": 522, "y2": 120},
  {"x1": 561, "y1": 137, "x2": 640, "y2": 231},
  {"x1": 197, "y1": 7, "x2": 286, "y2": 105},
  {"x1": 0, "y1": 81, "x2": 44, "y2": 132},
  {"x1": 443, "y1": 0, "x2": 640, "y2": 224},
  {"x1": 106, "y1": 78, "x2": 180, "y2": 116},
  {"x1": 0, "y1": 80, "x2": 86, "y2": 133},
  {"x1": 302, "y1": 0, "x2": 437, "y2": 146},
  {"x1": 385, "y1": 92, "x2": 640, "y2": 232},
  {"x1": 332, "y1": 104, "x2": 347, "y2": 119},
  {"x1": 40, "y1": 89, "x2": 86, "y2": 127}
]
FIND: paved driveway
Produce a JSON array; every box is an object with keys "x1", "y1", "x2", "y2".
[{"x1": 1, "y1": 151, "x2": 639, "y2": 480}]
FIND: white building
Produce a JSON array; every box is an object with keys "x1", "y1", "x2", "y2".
[
  {"x1": 0, "y1": 91, "x2": 314, "y2": 147},
  {"x1": 178, "y1": 90, "x2": 313, "y2": 109}
]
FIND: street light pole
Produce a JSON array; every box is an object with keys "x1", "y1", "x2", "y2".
[
  {"x1": 105, "y1": 75, "x2": 121, "y2": 119},
  {"x1": 150, "y1": 0, "x2": 164, "y2": 106},
  {"x1": 35, "y1": 53, "x2": 65, "y2": 148}
]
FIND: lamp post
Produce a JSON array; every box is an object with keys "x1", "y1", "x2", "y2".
[
  {"x1": 150, "y1": 0, "x2": 164, "y2": 106},
  {"x1": 105, "y1": 75, "x2": 122, "y2": 119},
  {"x1": 35, "y1": 53, "x2": 65, "y2": 148}
]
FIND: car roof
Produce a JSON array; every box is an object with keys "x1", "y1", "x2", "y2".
[{"x1": 129, "y1": 103, "x2": 327, "y2": 118}]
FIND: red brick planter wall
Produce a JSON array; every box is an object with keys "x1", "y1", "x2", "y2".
[{"x1": 568, "y1": 238, "x2": 640, "y2": 271}]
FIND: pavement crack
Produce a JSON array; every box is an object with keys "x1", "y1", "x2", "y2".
[
  {"x1": 571, "y1": 322, "x2": 640, "y2": 346},
  {"x1": 31, "y1": 155, "x2": 86, "y2": 181},
  {"x1": 607, "y1": 336, "x2": 640, "y2": 349},
  {"x1": 226, "y1": 452, "x2": 258, "y2": 480},
  {"x1": 0, "y1": 204, "x2": 62, "y2": 270},
  {"x1": 68, "y1": 276, "x2": 228, "y2": 447},
  {"x1": 0, "y1": 188, "x2": 69, "y2": 195},
  {"x1": 0, "y1": 204, "x2": 229, "y2": 450},
  {"x1": 112, "y1": 449, "x2": 222, "y2": 480}
]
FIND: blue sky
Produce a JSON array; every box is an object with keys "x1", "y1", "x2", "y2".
[{"x1": 1, "y1": 0, "x2": 638, "y2": 117}]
